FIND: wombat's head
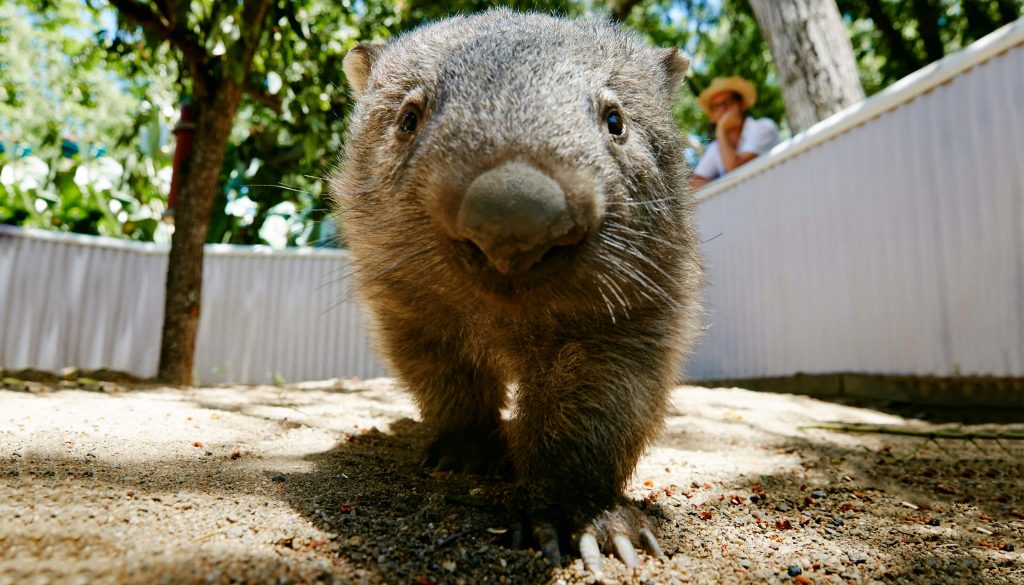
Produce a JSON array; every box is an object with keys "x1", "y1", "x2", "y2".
[{"x1": 332, "y1": 10, "x2": 694, "y2": 312}]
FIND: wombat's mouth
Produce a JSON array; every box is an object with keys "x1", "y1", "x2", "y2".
[{"x1": 453, "y1": 238, "x2": 579, "y2": 290}]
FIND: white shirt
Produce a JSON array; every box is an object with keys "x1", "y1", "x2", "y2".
[{"x1": 693, "y1": 117, "x2": 780, "y2": 180}]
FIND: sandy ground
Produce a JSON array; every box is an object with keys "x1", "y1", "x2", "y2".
[{"x1": 0, "y1": 379, "x2": 1021, "y2": 585}]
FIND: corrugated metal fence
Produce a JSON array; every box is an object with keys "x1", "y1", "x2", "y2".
[
  {"x1": 1, "y1": 19, "x2": 1021, "y2": 384},
  {"x1": 689, "y1": 18, "x2": 1024, "y2": 380},
  {"x1": 0, "y1": 228, "x2": 386, "y2": 383}
]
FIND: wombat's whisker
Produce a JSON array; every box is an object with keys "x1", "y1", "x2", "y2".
[
  {"x1": 623, "y1": 197, "x2": 678, "y2": 208},
  {"x1": 595, "y1": 284, "x2": 618, "y2": 324},
  {"x1": 314, "y1": 267, "x2": 355, "y2": 294},
  {"x1": 247, "y1": 182, "x2": 312, "y2": 195},
  {"x1": 601, "y1": 230, "x2": 681, "y2": 285},
  {"x1": 598, "y1": 249, "x2": 679, "y2": 309},
  {"x1": 356, "y1": 247, "x2": 444, "y2": 287},
  {"x1": 595, "y1": 232, "x2": 630, "y2": 253},
  {"x1": 609, "y1": 224, "x2": 691, "y2": 253},
  {"x1": 701, "y1": 232, "x2": 724, "y2": 244},
  {"x1": 599, "y1": 254, "x2": 658, "y2": 306},
  {"x1": 613, "y1": 259, "x2": 675, "y2": 307},
  {"x1": 594, "y1": 272, "x2": 631, "y2": 318}
]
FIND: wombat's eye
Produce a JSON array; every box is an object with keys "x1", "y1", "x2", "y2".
[
  {"x1": 398, "y1": 109, "x2": 419, "y2": 134},
  {"x1": 605, "y1": 109, "x2": 624, "y2": 136}
]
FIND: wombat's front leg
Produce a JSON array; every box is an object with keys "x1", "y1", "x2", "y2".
[
  {"x1": 507, "y1": 339, "x2": 672, "y2": 572},
  {"x1": 377, "y1": 316, "x2": 509, "y2": 475}
]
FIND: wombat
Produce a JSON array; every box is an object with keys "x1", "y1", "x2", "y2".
[{"x1": 331, "y1": 9, "x2": 702, "y2": 573}]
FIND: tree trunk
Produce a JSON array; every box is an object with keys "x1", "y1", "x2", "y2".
[
  {"x1": 748, "y1": 0, "x2": 866, "y2": 134},
  {"x1": 157, "y1": 85, "x2": 243, "y2": 385},
  {"x1": 912, "y1": 0, "x2": 945, "y2": 62}
]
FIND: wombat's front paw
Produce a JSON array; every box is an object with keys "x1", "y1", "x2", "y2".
[
  {"x1": 420, "y1": 425, "x2": 510, "y2": 476},
  {"x1": 517, "y1": 503, "x2": 662, "y2": 577}
]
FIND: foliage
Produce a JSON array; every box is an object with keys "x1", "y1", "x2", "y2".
[
  {"x1": 0, "y1": 2, "x2": 175, "y2": 241},
  {"x1": 837, "y1": 0, "x2": 1022, "y2": 95},
  {"x1": 3, "y1": 0, "x2": 1020, "y2": 246}
]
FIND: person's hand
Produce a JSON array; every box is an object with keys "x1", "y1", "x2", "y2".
[{"x1": 716, "y1": 106, "x2": 742, "y2": 135}]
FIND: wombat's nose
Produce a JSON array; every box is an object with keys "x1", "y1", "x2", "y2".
[{"x1": 457, "y1": 162, "x2": 583, "y2": 276}]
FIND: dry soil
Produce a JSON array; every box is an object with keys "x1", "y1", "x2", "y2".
[{"x1": 0, "y1": 379, "x2": 1021, "y2": 584}]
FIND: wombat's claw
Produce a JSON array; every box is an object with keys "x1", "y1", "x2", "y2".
[
  {"x1": 575, "y1": 505, "x2": 664, "y2": 576},
  {"x1": 576, "y1": 529, "x2": 647, "y2": 576},
  {"x1": 420, "y1": 427, "x2": 509, "y2": 476},
  {"x1": 578, "y1": 532, "x2": 605, "y2": 577},
  {"x1": 638, "y1": 527, "x2": 662, "y2": 557},
  {"x1": 533, "y1": 521, "x2": 562, "y2": 566}
]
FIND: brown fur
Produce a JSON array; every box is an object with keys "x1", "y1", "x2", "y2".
[{"x1": 330, "y1": 9, "x2": 703, "y2": 540}]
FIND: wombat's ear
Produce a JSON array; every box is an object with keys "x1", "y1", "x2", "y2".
[
  {"x1": 659, "y1": 48, "x2": 691, "y2": 96},
  {"x1": 343, "y1": 43, "x2": 383, "y2": 96}
]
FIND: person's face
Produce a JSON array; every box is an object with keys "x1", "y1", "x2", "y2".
[{"x1": 708, "y1": 92, "x2": 743, "y2": 124}]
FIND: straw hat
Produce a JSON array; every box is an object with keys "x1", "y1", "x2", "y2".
[{"x1": 697, "y1": 76, "x2": 758, "y2": 116}]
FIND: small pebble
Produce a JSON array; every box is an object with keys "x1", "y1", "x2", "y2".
[
  {"x1": 271, "y1": 474, "x2": 286, "y2": 483},
  {"x1": 847, "y1": 551, "x2": 867, "y2": 564},
  {"x1": 832, "y1": 518, "x2": 844, "y2": 526},
  {"x1": 811, "y1": 491, "x2": 827, "y2": 499},
  {"x1": 788, "y1": 565, "x2": 802, "y2": 576}
]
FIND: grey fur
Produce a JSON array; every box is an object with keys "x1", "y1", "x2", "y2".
[{"x1": 330, "y1": 9, "x2": 703, "y2": 551}]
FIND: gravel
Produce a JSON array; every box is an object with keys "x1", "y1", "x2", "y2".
[{"x1": 0, "y1": 380, "x2": 1021, "y2": 584}]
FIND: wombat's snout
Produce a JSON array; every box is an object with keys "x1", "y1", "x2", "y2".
[{"x1": 456, "y1": 162, "x2": 586, "y2": 276}]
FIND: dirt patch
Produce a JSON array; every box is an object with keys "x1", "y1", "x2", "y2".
[{"x1": 0, "y1": 380, "x2": 1021, "y2": 584}]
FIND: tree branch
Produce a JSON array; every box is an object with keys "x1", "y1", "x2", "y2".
[
  {"x1": 239, "y1": 0, "x2": 273, "y2": 64},
  {"x1": 108, "y1": 0, "x2": 208, "y2": 70},
  {"x1": 608, "y1": 0, "x2": 644, "y2": 22},
  {"x1": 245, "y1": 81, "x2": 283, "y2": 112},
  {"x1": 152, "y1": 0, "x2": 175, "y2": 25}
]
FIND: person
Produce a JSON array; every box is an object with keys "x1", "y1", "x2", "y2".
[{"x1": 690, "y1": 76, "x2": 780, "y2": 189}]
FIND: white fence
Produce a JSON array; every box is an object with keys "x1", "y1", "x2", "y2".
[
  {"x1": 689, "y1": 18, "x2": 1024, "y2": 380},
  {"x1": 0, "y1": 227, "x2": 386, "y2": 383},
  {"x1": 1, "y1": 19, "x2": 1022, "y2": 384}
]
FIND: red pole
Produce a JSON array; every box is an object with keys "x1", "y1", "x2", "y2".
[{"x1": 165, "y1": 101, "x2": 197, "y2": 223}]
